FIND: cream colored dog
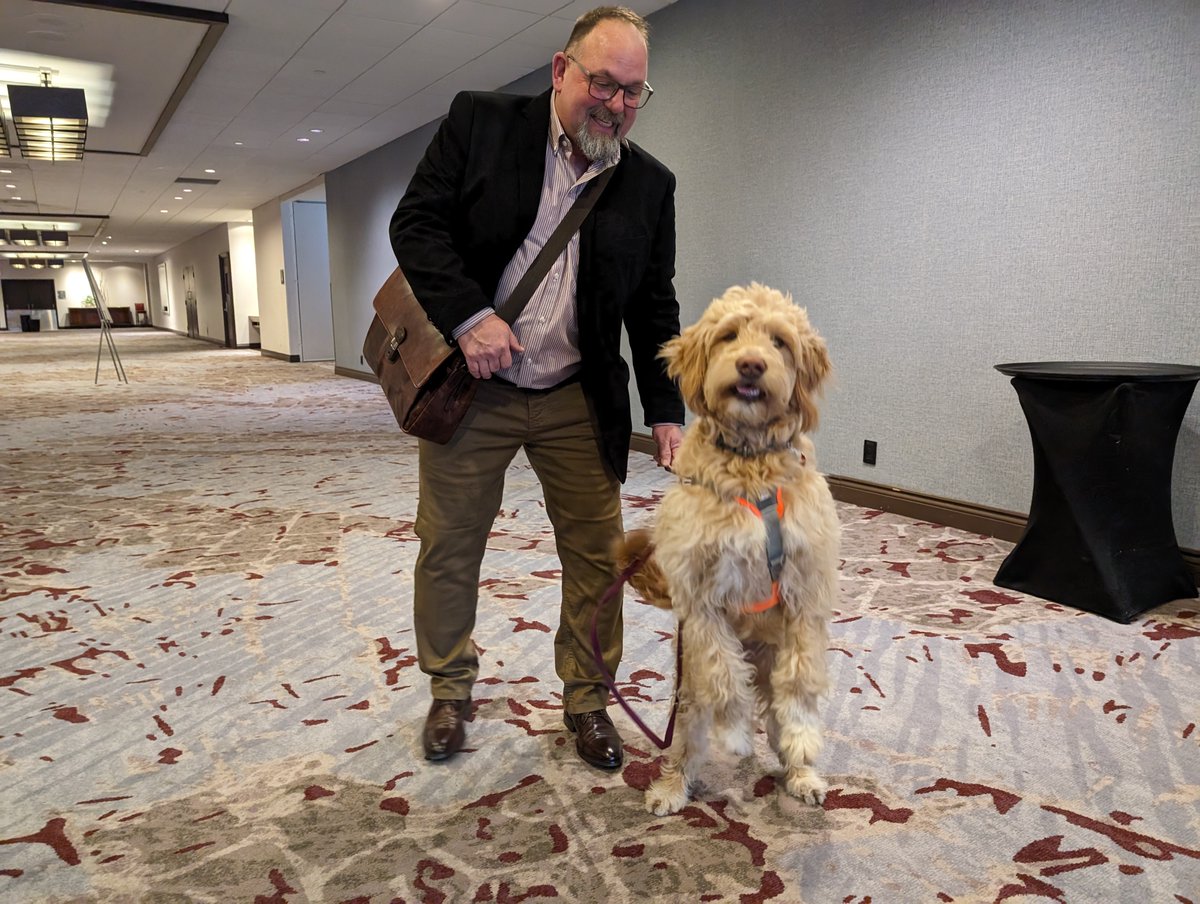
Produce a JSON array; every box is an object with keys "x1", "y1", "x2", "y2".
[{"x1": 621, "y1": 283, "x2": 839, "y2": 816}]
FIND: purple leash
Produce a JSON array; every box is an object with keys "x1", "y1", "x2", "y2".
[{"x1": 589, "y1": 549, "x2": 681, "y2": 750}]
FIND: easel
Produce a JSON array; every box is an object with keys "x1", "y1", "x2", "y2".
[{"x1": 83, "y1": 259, "x2": 128, "y2": 384}]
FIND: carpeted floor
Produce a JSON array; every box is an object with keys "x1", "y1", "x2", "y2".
[{"x1": 1, "y1": 328, "x2": 1197, "y2": 903}]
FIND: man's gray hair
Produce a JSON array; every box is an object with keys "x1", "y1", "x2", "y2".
[{"x1": 564, "y1": 6, "x2": 650, "y2": 52}]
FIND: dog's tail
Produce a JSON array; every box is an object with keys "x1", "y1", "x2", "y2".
[{"x1": 614, "y1": 528, "x2": 673, "y2": 610}]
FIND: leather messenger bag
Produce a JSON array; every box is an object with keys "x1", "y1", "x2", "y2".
[
  {"x1": 364, "y1": 165, "x2": 614, "y2": 444},
  {"x1": 363, "y1": 268, "x2": 474, "y2": 444}
]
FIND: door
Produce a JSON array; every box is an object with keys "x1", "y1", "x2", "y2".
[
  {"x1": 218, "y1": 252, "x2": 236, "y2": 347},
  {"x1": 291, "y1": 200, "x2": 334, "y2": 361},
  {"x1": 157, "y1": 261, "x2": 170, "y2": 317}
]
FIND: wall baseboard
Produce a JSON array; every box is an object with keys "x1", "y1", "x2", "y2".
[
  {"x1": 628, "y1": 435, "x2": 1199, "y2": 586},
  {"x1": 260, "y1": 348, "x2": 300, "y2": 362},
  {"x1": 335, "y1": 365, "x2": 377, "y2": 383}
]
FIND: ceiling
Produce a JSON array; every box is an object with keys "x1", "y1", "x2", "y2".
[{"x1": 0, "y1": 0, "x2": 675, "y2": 263}]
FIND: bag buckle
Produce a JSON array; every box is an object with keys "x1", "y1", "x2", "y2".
[{"x1": 385, "y1": 326, "x2": 407, "y2": 362}]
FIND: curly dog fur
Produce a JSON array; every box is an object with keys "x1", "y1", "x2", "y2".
[{"x1": 619, "y1": 283, "x2": 839, "y2": 816}]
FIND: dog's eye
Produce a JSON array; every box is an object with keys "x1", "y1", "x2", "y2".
[
  {"x1": 718, "y1": 330, "x2": 737, "y2": 343},
  {"x1": 771, "y1": 335, "x2": 787, "y2": 350}
]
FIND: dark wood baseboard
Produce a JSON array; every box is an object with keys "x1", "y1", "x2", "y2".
[
  {"x1": 627, "y1": 436, "x2": 1200, "y2": 586},
  {"x1": 825, "y1": 475, "x2": 1027, "y2": 542},
  {"x1": 260, "y1": 348, "x2": 300, "y2": 362},
  {"x1": 335, "y1": 365, "x2": 377, "y2": 382}
]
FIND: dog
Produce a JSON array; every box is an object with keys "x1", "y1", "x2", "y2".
[{"x1": 619, "y1": 283, "x2": 839, "y2": 816}]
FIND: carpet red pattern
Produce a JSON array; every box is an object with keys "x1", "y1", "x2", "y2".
[{"x1": 1, "y1": 330, "x2": 1197, "y2": 902}]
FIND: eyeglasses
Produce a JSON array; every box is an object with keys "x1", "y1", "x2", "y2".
[{"x1": 566, "y1": 54, "x2": 654, "y2": 109}]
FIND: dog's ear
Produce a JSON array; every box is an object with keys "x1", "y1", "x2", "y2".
[
  {"x1": 792, "y1": 329, "x2": 831, "y2": 433},
  {"x1": 661, "y1": 322, "x2": 710, "y2": 415}
]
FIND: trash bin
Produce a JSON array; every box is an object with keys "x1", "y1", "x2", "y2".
[{"x1": 19, "y1": 314, "x2": 32, "y2": 331}]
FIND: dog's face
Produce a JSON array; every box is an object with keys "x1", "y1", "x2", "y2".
[{"x1": 661, "y1": 283, "x2": 831, "y2": 432}]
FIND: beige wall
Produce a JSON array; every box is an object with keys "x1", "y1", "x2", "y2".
[
  {"x1": 252, "y1": 196, "x2": 291, "y2": 357},
  {"x1": 149, "y1": 222, "x2": 263, "y2": 346},
  {"x1": 227, "y1": 223, "x2": 259, "y2": 346}
]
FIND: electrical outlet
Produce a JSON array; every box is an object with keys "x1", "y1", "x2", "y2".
[{"x1": 863, "y1": 440, "x2": 877, "y2": 466}]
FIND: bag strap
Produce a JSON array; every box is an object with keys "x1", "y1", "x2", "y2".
[{"x1": 494, "y1": 163, "x2": 616, "y2": 325}]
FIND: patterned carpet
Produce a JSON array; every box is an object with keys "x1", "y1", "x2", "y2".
[{"x1": 1, "y1": 328, "x2": 1197, "y2": 903}]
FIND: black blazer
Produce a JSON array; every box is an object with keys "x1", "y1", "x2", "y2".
[{"x1": 389, "y1": 89, "x2": 684, "y2": 481}]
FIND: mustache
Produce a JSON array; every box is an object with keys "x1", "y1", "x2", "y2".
[{"x1": 591, "y1": 106, "x2": 625, "y2": 128}]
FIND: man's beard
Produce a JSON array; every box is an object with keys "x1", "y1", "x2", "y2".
[{"x1": 574, "y1": 108, "x2": 623, "y2": 165}]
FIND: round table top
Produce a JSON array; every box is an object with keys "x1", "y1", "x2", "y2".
[{"x1": 995, "y1": 361, "x2": 1200, "y2": 382}]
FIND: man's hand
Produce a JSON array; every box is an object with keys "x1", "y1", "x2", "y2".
[
  {"x1": 459, "y1": 314, "x2": 524, "y2": 379},
  {"x1": 651, "y1": 424, "x2": 683, "y2": 470}
]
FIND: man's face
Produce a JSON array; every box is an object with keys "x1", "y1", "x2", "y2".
[{"x1": 552, "y1": 20, "x2": 648, "y2": 162}]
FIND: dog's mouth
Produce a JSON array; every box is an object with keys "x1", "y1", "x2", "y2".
[{"x1": 732, "y1": 381, "x2": 765, "y2": 402}]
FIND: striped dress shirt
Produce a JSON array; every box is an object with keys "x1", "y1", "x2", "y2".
[{"x1": 452, "y1": 103, "x2": 617, "y2": 389}]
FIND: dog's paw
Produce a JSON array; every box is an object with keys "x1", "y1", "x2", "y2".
[
  {"x1": 782, "y1": 767, "x2": 827, "y2": 806},
  {"x1": 646, "y1": 777, "x2": 690, "y2": 816}
]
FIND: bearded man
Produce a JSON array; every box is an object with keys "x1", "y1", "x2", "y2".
[{"x1": 389, "y1": 5, "x2": 683, "y2": 770}]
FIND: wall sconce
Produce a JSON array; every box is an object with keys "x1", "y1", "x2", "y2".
[{"x1": 7, "y1": 84, "x2": 89, "y2": 162}]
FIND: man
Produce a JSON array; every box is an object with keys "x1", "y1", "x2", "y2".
[{"x1": 389, "y1": 6, "x2": 683, "y2": 770}]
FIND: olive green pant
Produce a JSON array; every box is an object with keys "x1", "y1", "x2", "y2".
[{"x1": 413, "y1": 378, "x2": 623, "y2": 714}]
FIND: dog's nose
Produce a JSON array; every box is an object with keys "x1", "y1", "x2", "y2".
[{"x1": 737, "y1": 355, "x2": 765, "y2": 379}]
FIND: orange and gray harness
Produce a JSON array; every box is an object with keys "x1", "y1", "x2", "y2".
[{"x1": 736, "y1": 488, "x2": 786, "y2": 613}]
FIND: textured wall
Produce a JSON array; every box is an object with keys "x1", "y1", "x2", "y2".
[
  {"x1": 636, "y1": 0, "x2": 1198, "y2": 546},
  {"x1": 326, "y1": 0, "x2": 1198, "y2": 546}
]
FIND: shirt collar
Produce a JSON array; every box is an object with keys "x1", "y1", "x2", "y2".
[{"x1": 549, "y1": 101, "x2": 573, "y2": 159}]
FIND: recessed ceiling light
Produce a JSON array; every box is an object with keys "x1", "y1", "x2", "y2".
[
  {"x1": 160, "y1": 209, "x2": 168, "y2": 213},
  {"x1": 204, "y1": 168, "x2": 215, "y2": 174},
  {"x1": 183, "y1": 188, "x2": 193, "y2": 193},
  {"x1": 12, "y1": 197, "x2": 20, "y2": 201},
  {"x1": 4, "y1": 184, "x2": 14, "y2": 189},
  {"x1": 134, "y1": 249, "x2": 141, "y2": 253},
  {"x1": 234, "y1": 141, "x2": 244, "y2": 146},
  {"x1": 174, "y1": 196, "x2": 183, "y2": 200},
  {"x1": 309, "y1": 128, "x2": 323, "y2": 134},
  {"x1": 297, "y1": 137, "x2": 310, "y2": 142},
  {"x1": 0, "y1": 169, "x2": 11, "y2": 174},
  {"x1": 102, "y1": 241, "x2": 108, "y2": 245},
  {"x1": 106, "y1": 235, "x2": 112, "y2": 239}
]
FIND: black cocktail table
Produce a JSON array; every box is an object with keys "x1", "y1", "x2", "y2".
[{"x1": 994, "y1": 361, "x2": 1200, "y2": 622}]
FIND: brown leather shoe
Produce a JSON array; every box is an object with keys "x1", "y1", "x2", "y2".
[
  {"x1": 564, "y1": 708, "x2": 623, "y2": 770},
  {"x1": 423, "y1": 698, "x2": 470, "y2": 761}
]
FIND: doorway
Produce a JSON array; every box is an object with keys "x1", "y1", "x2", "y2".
[
  {"x1": 286, "y1": 199, "x2": 334, "y2": 361},
  {"x1": 157, "y1": 261, "x2": 170, "y2": 318},
  {"x1": 218, "y1": 252, "x2": 236, "y2": 348}
]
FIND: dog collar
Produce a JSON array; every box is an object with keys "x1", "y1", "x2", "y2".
[
  {"x1": 714, "y1": 435, "x2": 808, "y2": 468},
  {"x1": 715, "y1": 435, "x2": 791, "y2": 458}
]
